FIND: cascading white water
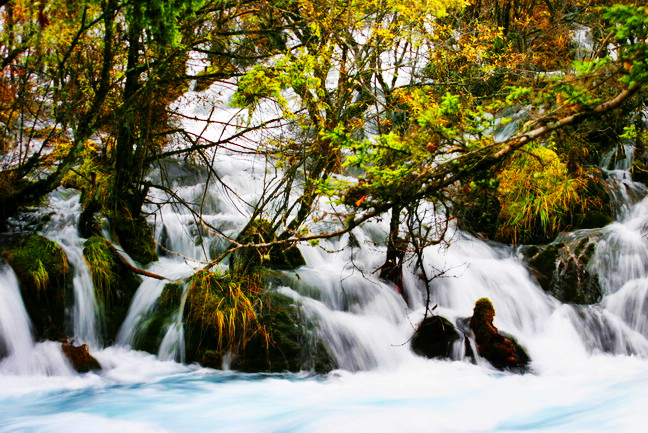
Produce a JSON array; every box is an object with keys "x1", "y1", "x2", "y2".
[
  {"x1": 41, "y1": 189, "x2": 101, "y2": 347},
  {"x1": 4, "y1": 83, "x2": 648, "y2": 433},
  {"x1": 0, "y1": 264, "x2": 73, "y2": 376}
]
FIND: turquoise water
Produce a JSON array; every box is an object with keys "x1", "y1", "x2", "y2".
[{"x1": 2, "y1": 348, "x2": 647, "y2": 433}]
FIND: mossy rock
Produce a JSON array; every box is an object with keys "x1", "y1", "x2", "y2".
[
  {"x1": 83, "y1": 236, "x2": 142, "y2": 343},
  {"x1": 469, "y1": 298, "x2": 530, "y2": 373},
  {"x1": 231, "y1": 292, "x2": 335, "y2": 373},
  {"x1": 524, "y1": 234, "x2": 602, "y2": 304},
  {"x1": 184, "y1": 287, "x2": 335, "y2": 373},
  {"x1": 411, "y1": 315, "x2": 462, "y2": 360},
  {"x1": 132, "y1": 281, "x2": 184, "y2": 354},
  {"x1": 2, "y1": 234, "x2": 69, "y2": 340},
  {"x1": 230, "y1": 219, "x2": 306, "y2": 273},
  {"x1": 112, "y1": 214, "x2": 157, "y2": 265}
]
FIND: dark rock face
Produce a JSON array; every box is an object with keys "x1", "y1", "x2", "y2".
[
  {"x1": 229, "y1": 293, "x2": 335, "y2": 373},
  {"x1": 2, "y1": 234, "x2": 69, "y2": 340},
  {"x1": 62, "y1": 342, "x2": 101, "y2": 373},
  {"x1": 524, "y1": 233, "x2": 602, "y2": 304},
  {"x1": 411, "y1": 315, "x2": 461, "y2": 360},
  {"x1": 469, "y1": 298, "x2": 530, "y2": 372}
]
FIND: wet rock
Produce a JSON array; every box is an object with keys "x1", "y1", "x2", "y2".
[
  {"x1": 411, "y1": 315, "x2": 461, "y2": 359},
  {"x1": 469, "y1": 298, "x2": 530, "y2": 372},
  {"x1": 62, "y1": 342, "x2": 101, "y2": 373},
  {"x1": 523, "y1": 233, "x2": 602, "y2": 304},
  {"x1": 1, "y1": 234, "x2": 69, "y2": 340}
]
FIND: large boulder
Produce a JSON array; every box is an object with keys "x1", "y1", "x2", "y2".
[
  {"x1": 523, "y1": 233, "x2": 602, "y2": 304},
  {"x1": 469, "y1": 298, "x2": 529, "y2": 372},
  {"x1": 411, "y1": 315, "x2": 462, "y2": 360}
]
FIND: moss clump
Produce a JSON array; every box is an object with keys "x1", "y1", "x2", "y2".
[
  {"x1": 185, "y1": 270, "x2": 268, "y2": 361},
  {"x1": 83, "y1": 236, "x2": 142, "y2": 342},
  {"x1": 180, "y1": 268, "x2": 334, "y2": 372},
  {"x1": 2, "y1": 234, "x2": 69, "y2": 339},
  {"x1": 232, "y1": 291, "x2": 335, "y2": 373}
]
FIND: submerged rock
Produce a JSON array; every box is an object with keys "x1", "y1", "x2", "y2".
[
  {"x1": 469, "y1": 298, "x2": 529, "y2": 372},
  {"x1": 411, "y1": 315, "x2": 462, "y2": 360},
  {"x1": 523, "y1": 233, "x2": 602, "y2": 304},
  {"x1": 61, "y1": 342, "x2": 101, "y2": 373}
]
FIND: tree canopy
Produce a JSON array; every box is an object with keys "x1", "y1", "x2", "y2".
[{"x1": 1, "y1": 0, "x2": 647, "y2": 277}]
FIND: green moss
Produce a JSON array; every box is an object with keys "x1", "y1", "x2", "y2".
[
  {"x1": 230, "y1": 219, "x2": 306, "y2": 274},
  {"x1": 231, "y1": 291, "x2": 335, "y2": 373},
  {"x1": 83, "y1": 236, "x2": 142, "y2": 342},
  {"x1": 133, "y1": 281, "x2": 184, "y2": 354},
  {"x1": 111, "y1": 214, "x2": 158, "y2": 265},
  {"x1": 2, "y1": 234, "x2": 69, "y2": 339}
]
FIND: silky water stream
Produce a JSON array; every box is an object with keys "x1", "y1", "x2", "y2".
[{"x1": 3, "y1": 138, "x2": 648, "y2": 432}]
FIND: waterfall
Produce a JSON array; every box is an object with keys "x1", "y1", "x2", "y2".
[
  {"x1": 158, "y1": 282, "x2": 190, "y2": 363},
  {"x1": 0, "y1": 264, "x2": 73, "y2": 376},
  {"x1": 117, "y1": 258, "x2": 195, "y2": 347},
  {"x1": 42, "y1": 189, "x2": 101, "y2": 347}
]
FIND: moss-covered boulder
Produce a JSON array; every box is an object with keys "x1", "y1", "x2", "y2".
[
  {"x1": 231, "y1": 292, "x2": 335, "y2": 373},
  {"x1": 523, "y1": 233, "x2": 602, "y2": 304},
  {"x1": 230, "y1": 219, "x2": 306, "y2": 273},
  {"x1": 132, "y1": 281, "x2": 184, "y2": 353},
  {"x1": 83, "y1": 236, "x2": 142, "y2": 342},
  {"x1": 469, "y1": 298, "x2": 529, "y2": 372},
  {"x1": 2, "y1": 234, "x2": 69, "y2": 339},
  {"x1": 411, "y1": 315, "x2": 462, "y2": 360},
  {"x1": 111, "y1": 214, "x2": 157, "y2": 266},
  {"x1": 62, "y1": 342, "x2": 101, "y2": 373},
  {"x1": 179, "y1": 269, "x2": 332, "y2": 372}
]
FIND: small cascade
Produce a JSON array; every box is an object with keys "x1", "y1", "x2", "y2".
[
  {"x1": 600, "y1": 139, "x2": 647, "y2": 217},
  {"x1": 117, "y1": 258, "x2": 195, "y2": 347},
  {"x1": 158, "y1": 282, "x2": 190, "y2": 363},
  {"x1": 42, "y1": 189, "x2": 101, "y2": 347},
  {"x1": 0, "y1": 264, "x2": 73, "y2": 376}
]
